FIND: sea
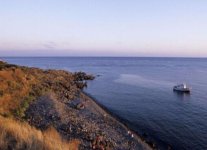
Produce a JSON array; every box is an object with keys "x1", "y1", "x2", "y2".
[{"x1": 3, "y1": 57, "x2": 207, "y2": 150}]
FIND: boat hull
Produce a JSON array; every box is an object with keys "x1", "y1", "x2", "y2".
[{"x1": 173, "y1": 88, "x2": 191, "y2": 93}]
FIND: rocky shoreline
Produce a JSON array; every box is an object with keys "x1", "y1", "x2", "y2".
[
  {"x1": 25, "y1": 90, "x2": 152, "y2": 150},
  {"x1": 83, "y1": 92, "x2": 161, "y2": 150},
  {"x1": 0, "y1": 61, "x2": 153, "y2": 150}
]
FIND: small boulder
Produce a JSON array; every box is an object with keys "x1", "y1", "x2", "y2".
[{"x1": 76, "y1": 103, "x2": 85, "y2": 110}]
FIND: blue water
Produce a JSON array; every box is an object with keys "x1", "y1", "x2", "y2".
[{"x1": 3, "y1": 57, "x2": 207, "y2": 150}]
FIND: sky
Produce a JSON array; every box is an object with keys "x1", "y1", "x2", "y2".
[{"x1": 0, "y1": 0, "x2": 207, "y2": 57}]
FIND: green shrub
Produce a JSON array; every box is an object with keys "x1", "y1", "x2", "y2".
[{"x1": 14, "y1": 95, "x2": 35, "y2": 118}]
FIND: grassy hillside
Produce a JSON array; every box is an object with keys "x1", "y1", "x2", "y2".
[
  {"x1": 0, "y1": 61, "x2": 85, "y2": 150},
  {"x1": 0, "y1": 61, "x2": 79, "y2": 118}
]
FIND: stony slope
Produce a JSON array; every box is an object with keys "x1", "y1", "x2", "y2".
[{"x1": 0, "y1": 61, "x2": 151, "y2": 150}]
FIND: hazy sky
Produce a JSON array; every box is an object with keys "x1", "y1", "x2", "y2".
[{"x1": 0, "y1": 0, "x2": 207, "y2": 57}]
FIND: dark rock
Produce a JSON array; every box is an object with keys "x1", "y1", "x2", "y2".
[{"x1": 73, "y1": 71, "x2": 95, "y2": 81}]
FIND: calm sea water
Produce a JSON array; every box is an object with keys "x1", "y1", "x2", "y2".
[{"x1": 4, "y1": 57, "x2": 207, "y2": 150}]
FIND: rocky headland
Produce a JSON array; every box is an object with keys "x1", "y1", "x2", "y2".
[{"x1": 0, "y1": 61, "x2": 151, "y2": 150}]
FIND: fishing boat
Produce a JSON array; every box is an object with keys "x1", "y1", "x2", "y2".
[{"x1": 173, "y1": 84, "x2": 191, "y2": 93}]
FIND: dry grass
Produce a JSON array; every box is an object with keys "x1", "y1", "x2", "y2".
[
  {"x1": 0, "y1": 116, "x2": 79, "y2": 150},
  {"x1": 0, "y1": 68, "x2": 35, "y2": 115},
  {"x1": 0, "y1": 61, "x2": 81, "y2": 149},
  {"x1": 0, "y1": 61, "x2": 77, "y2": 117}
]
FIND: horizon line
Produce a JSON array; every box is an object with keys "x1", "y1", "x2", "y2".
[{"x1": 1, "y1": 56, "x2": 207, "y2": 59}]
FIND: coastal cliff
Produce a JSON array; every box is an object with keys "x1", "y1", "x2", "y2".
[{"x1": 0, "y1": 61, "x2": 150, "y2": 150}]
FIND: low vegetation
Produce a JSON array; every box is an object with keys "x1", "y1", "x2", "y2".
[
  {"x1": 0, "y1": 116, "x2": 79, "y2": 150},
  {"x1": 0, "y1": 61, "x2": 94, "y2": 118},
  {"x1": 0, "y1": 61, "x2": 95, "y2": 150},
  {"x1": 0, "y1": 61, "x2": 17, "y2": 70}
]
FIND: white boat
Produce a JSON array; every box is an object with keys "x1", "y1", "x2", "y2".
[{"x1": 173, "y1": 84, "x2": 191, "y2": 93}]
